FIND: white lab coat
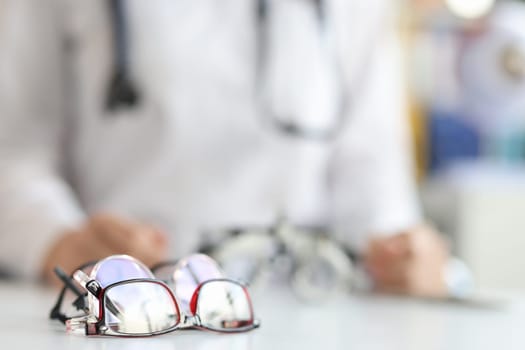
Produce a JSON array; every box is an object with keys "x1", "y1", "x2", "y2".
[{"x1": 0, "y1": 0, "x2": 420, "y2": 278}]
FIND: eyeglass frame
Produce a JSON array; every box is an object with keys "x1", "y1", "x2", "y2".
[
  {"x1": 50, "y1": 254, "x2": 260, "y2": 335},
  {"x1": 68, "y1": 273, "x2": 259, "y2": 336}
]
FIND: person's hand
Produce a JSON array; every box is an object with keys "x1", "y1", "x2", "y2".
[
  {"x1": 364, "y1": 225, "x2": 449, "y2": 298},
  {"x1": 41, "y1": 213, "x2": 168, "y2": 286}
]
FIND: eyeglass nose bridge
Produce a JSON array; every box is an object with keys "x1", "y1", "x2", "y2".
[{"x1": 181, "y1": 314, "x2": 202, "y2": 328}]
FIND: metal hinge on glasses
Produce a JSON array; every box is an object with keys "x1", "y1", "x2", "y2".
[{"x1": 66, "y1": 315, "x2": 100, "y2": 336}]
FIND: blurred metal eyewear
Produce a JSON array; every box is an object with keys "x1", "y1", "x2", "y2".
[{"x1": 200, "y1": 220, "x2": 357, "y2": 301}]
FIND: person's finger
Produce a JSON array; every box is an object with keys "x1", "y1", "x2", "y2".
[
  {"x1": 96, "y1": 214, "x2": 168, "y2": 262},
  {"x1": 78, "y1": 226, "x2": 121, "y2": 260},
  {"x1": 365, "y1": 225, "x2": 451, "y2": 298},
  {"x1": 88, "y1": 213, "x2": 136, "y2": 252},
  {"x1": 366, "y1": 238, "x2": 392, "y2": 266},
  {"x1": 127, "y1": 226, "x2": 168, "y2": 266},
  {"x1": 41, "y1": 228, "x2": 117, "y2": 287},
  {"x1": 368, "y1": 258, "x2": 412, "y2": 287},
  {"x1": 151, "y1": 227, "x2": 168, "y2": 248},
  {"x1": 365, "y1": 237, "x2": 416, "y2": 290},
  {"x1": 86, "y1": 213, "x2": 169, "y2": 268},
  {"x1": 371, "y1": 234, "x2": 411, "y2": 258},
  {"x1": 374, "y1": 282, "x2": 410, "y2": 296},
  {"x1": 366, "y1": 235, "x2": 413, "y2": 269},
  {"x1": 383, "y1": 233, "x2": 414, "y2": 258},
  {"x1": 137, "y1": 225, "x2": 168, "y2": 250}
]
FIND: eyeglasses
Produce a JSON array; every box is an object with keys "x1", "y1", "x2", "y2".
[
  {"x1": 50, "y1": 255, "x2": 154, "y2": 323},
  {"x1": 51, "y1": 254, "x2": 221, "y2": 324},
  {"x1": 52, "y1": 254, "x2": 259, "y2": 336}
]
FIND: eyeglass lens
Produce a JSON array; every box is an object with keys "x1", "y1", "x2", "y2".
[
  {"x1": 89, "y1": 256, "x2": 154, "y2": 318},
  {"x1": 194, "y1": 281, "x2": 254, "y2": 331},
  {"x1": 92, "y1": 256, "x2": 154, "y2": 287},
  {"x1": 103, "y1": 281, "x2": 179, "y2": 335},
  {"x1": 171, "y1": 254, "x2": 224, "y2": 313}
]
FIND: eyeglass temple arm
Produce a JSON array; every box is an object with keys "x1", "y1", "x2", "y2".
[
  {"x1": 49, "y1": 287, "x2": 70, "y2": 324},
  {"x1": 50, "y1": 267, "x2": 89, "y2": 323},
  {"x1": 55, "y1": 267, "x2": 85, "y2": 297}
]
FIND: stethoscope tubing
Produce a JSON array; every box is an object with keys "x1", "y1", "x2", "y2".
[
  {"x1": 105, "y1": 0, "x2": 357, "y2": 142},
  {"x1": 254, "y1": 0, "x2": 349, "y2": 142}
]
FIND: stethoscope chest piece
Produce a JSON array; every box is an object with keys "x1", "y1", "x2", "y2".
[
  {"x1": 105, "y1": 69, "x2": 141, "y2": 111},
  {"x1": 106, "y1": 0, "x2": 141, "y2": 112}
]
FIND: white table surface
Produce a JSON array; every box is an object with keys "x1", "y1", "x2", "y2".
[{"x1": 2, "y1": 282, "x2": 525, "y2": 350}]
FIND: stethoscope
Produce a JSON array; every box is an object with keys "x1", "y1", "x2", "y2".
[{"x1": 106, "y1": 0, "x2": 347, "y2": 142}]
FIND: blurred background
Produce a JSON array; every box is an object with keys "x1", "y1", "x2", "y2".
[
  {"x1": 2, "y1": 0, "x2": 525, "y2": 295},
  {"x1": 403, "y1": 0, "x2": 525, "y2": 291}
]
